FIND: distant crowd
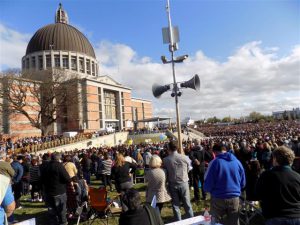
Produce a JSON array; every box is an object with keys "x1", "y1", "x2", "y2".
[{"x1": 0, "y1": 120, "x2": 300, "y2": 225}]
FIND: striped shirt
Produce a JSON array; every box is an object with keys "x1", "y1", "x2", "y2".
[
  {"x1": 101, "y1": 159, "x2": 112, "y2": 175},
  {"x1": 29, "y1": 165, "x2": 40, "y2": 182}
]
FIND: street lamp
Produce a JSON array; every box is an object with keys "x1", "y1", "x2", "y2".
[{"x1": 152, "y1": 0, "x2": 200, "y2": 154}]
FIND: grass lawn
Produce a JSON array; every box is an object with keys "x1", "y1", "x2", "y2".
[{"x1": 14, "y1": 177, "x2": 264, "y2": 225}]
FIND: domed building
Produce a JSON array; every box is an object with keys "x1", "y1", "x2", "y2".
[
  {"x1": 22, "y1": 4, "x2": 98, "y2": 77},
  {"x1": 1, "y1": 4, "x2": 152, "y2": 138}
]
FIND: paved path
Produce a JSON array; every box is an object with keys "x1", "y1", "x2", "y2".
[{"x1": 172, "y1": 127, "x2": 206, "y2": 141}]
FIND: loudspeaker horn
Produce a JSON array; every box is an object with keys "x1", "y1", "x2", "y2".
[
  {"x1": 180, "y1": 74, "x2": 200, "y2": 91},
  {"x1": 152, "y1": 84, "x2": 171, "y2": 98}
]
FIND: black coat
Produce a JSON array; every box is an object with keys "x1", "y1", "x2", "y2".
[
  {"x1": 255, "y1": 166, "x2": 300, "y2": 219},
  {"x1": 41, "y1": 160, "x2": 71, "y2": 196},
  {"x1": 119, "y1": 204, "x2": 164, "y2": 225},
  {"x1": 190, "y1": 146, "x2": 213, "y2": 173}
]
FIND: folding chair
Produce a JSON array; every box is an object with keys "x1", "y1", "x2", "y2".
[
  {"x1": 88, "y1": 187, "x2": 112, "y2": 225},
  {"x1": 76, "y1": 201, "x2": 88, "y2": 225},
  {"x1": 134, "y1": 168, "x2": 145, "y2": 184}
]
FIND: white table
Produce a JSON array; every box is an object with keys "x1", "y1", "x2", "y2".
[
  {"x1": 165, "y1": 215, "x2": 204, "y2": 225},
  {"x1": 165, "y1": 216, "x2": 222, "y2": 225},
  {"x1": 15, "y1": 218, "x2": 36, "y2": 225}
]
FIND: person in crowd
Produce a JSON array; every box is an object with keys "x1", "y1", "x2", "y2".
[
  {"x1": 143, "y1": 148, "x2": 152, "y2": 170},
  {"x1": 11, "y1": 155, "x2": 24, "y2": 209},
  {"x1": 291, "y1": 136, "x2": 300, "y2": 173},
  {"x1": 255, "y1": 146, "x2": 300, "y2": 225},
  {"x1": 136, "y1": 151, "x2": 144, "y2": 168},
  {"x1": 245, "y1": 156, "x2": 261, "y2": 207},
  {"x1": 39, "y1": 153, "x2": 50, "y2": 203},
  {"x1": 119, "y1": 188, "x2": 164, "y2": 225},
  {"x1": 190, "y1": 140, "x2": 213, "y2": 201},
  {"x1": 101, "y1": 152, "x2": 113, "y2": 191},
  {"x1": 204, "y1": 143, "x2": 246, "y2": 225},
  {"x1": 0, "y1": 151, "x2": 14, "y2": 179},
  {"x1": 145, "y1": 155, "x2": 171, "y2": 213},
  {"x1": 77, "y1": 172, "x2": 89, "y2": 204},
  {"x1": 124, "y1": 151, "x2": 137, "y2": 164},
  {"x1": 81, "y1": 153, "x2": 92, "y2": 185},
  {"x1": 90, "y1": 150, "x2": 99, "y2": 176},
  {"x1": 66, "y1": 176, "x2": 80, "y2": 218},
  {"x1": 0, "y1": 174, "x2": 15, "y2": 225},
  {"x1": 41, "y1": 153, "x2": 71, "y2": 225},
  {"x1": 184, "y1": 144, "x2": 194, "y2": 190},
  {"x1": 63, "y1": 155, "x2": 78, "y2": 179},
  {"x1": 112, "y1": 153, "x2": 136, "y2": 193},
  {"x1": 163, "y1": 140, "x2": 194, "y2": 221},
  {"x1": 5, "y1": 139, "x2": 14, "y2": 153},
  {"x1": 261, "y1": 142, "x2": 272, "y2": 170},
  {"x1": 29, "y1": 157, "x2": 42, "y2": 202},
  {"x1": 21, "y1": 156, "x2": 31, "y2": 196}
]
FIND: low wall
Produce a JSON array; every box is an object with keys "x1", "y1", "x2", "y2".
[
  {"x1": 128, "y1": 133, "x2": 167, "y2": 144},
  {"x1": 38, "y1": 132, "x2": 128, "y2": 154}
]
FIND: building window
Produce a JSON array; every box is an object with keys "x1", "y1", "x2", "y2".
[
  {"x1": 31, "y1": 56, "x2": 36, "y2": 68},
  {"x1": 71, "y1": 56, "x2": 77, "y2": 71},
  {"x1": 79, "y1": 57, "x2": 84, "y2": 73},
  {"x1": 62, "y1": 55, "x2": 69, "y2": 69},
  {"x1": 86, "y1": 59, "x2": 91, "y2": 74},
  {"x1": 22, "y1": 60, "x2": 25, "y2": 69},
  {"x1": 26, "y1": 58, "x2": 29, "y2": 69},
  {"x1": 46, "y1": 55, "x2": 51, "y2": 68},
  {"x1": 92, "y1": 61, "x2": 95, "y2": 76},
  {"x1": 38, "y1": 56, "x2": 43, "y2": 70},
  {"x1": 99, "y1": 112, "x2": 103, "y2": 129},
  {"x1": 104, "y1": 91, "x2": 117, "y2": 120},
  {"x1": 95, "y1": 64, "x2": 98, "y2": 76},
  {"x1": 54, "y1": 55, "x2": 60, "y2": 67}
]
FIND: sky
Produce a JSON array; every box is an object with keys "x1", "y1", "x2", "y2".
[{"x1": 0, "y1": 0, "x2": 299, "y2": 120}]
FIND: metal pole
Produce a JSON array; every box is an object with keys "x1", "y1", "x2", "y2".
[{"x1": 166, "y1": 0, "x2": 183, "y2": 154}]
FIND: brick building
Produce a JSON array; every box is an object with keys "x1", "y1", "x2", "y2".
[{"x1": 0, "y1": 4, "x2": 152, "y2": 138}]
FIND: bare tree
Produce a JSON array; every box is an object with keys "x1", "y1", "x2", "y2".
[{"x1": 0, "y1": 69, "x2": 80, "y2": 136}]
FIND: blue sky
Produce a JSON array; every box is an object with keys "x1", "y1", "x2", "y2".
[
  {"x1": 0, "y1": 0, "x2": 299, "y2": 119},
  {"x1": 1, "y1": 0, "x2": 299, "y2": 60}
]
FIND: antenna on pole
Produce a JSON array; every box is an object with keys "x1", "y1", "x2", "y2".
[{"x1": 162, "y1": 0, "x2": 179, "y2": 51}]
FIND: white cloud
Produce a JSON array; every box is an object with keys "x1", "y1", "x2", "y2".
[
  {"x1": 0, "y1": 23, "x2": 31, "y2": 70},
  {"x1": 1, "y1": 23, "x2": 299, "y2": 120},
  {"x1": 96, "y1": 41, "x2": 300, "y2": 119}
]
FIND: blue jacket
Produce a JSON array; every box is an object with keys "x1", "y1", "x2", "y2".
[
  {"x1": 204, "y1": 152, "x2": 246, "y2": 199},
  {"x1": 11, "y1": 161, "x2": 24, "y2": 183}
]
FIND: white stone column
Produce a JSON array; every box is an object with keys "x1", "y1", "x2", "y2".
[
  {"x1": 89, "y1": 58, "x2": 92, "y2": 75},
  {"x1": 43, "y1": 52, "x2": 46, "y2": 70},
  {"x1": 83, "y1": 56, "x2": 87, "y2": 76},
  {"x1": 77, "y1": 80, "x2": 83, "y2": 130},
  {"x1": 118, "y1": 91, "x2": 123, "y2": 130},
  {"x1": 101, "y1": 87, "x2": 105, "y2": 128},
  {"x1": 60, "y1": 51, "x2": 63, "y2": 69},
  {"x1": 68, "y1": 52, "x2": 71, "y2": 70}
]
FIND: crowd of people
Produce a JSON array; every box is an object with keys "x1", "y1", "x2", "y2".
[
  {"x1": 0, "y1": 129, "x2": 116, "y2": 154},
  {"x1": 0, "y1": 120, "x2": 299, "y2": 225},
  {"x1": 0, "y1": 135, "x2": 64, "y2": 152}
]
